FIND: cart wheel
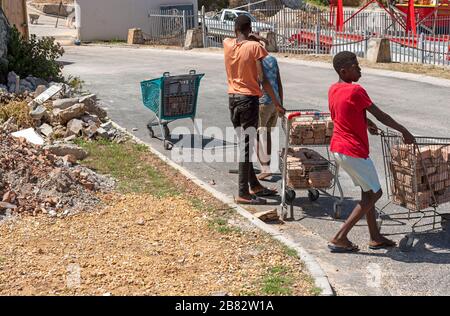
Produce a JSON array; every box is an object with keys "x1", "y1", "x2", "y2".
[
  {"x1": 163, "y1": 125, "x2": 170, "y2": 139},
  {"x1": 285, "y1": 189, "x2": 296, "y2": 204},
  {"x1": 308, "y1": 189, "x2": 320, "y2": 202},
  {"x1": 399, "y1": 234, "x2": 414, "y2": 252},
  {"x1": 333, "y1": 202, "x2": 342, "y2": 219},
  {"x1": 164, "y1": 141, "x2": 173, "y2": 151},
  {"x1": 441, "y1": 215, "x2": 449, "y2": 231},
  {"x1": 147, "y1": 126, "x2": 155, "y2": 138}
]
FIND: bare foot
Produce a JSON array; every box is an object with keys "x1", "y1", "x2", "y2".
[{"x1": 257, "y1": 172, "x2": 272, "y2": 181}]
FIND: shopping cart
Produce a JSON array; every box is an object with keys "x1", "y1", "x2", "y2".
[
  {"x1": 141, "y1": 70, "x2": 204, "y2": 150},
  {"x1": 380, "y1": 130, "x2": 450, "y2": 251},
  {"x1": 280, "y1": 110, "x2": 344, "y2": 220}
]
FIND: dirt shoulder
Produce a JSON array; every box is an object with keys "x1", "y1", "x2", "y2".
[{"x1": 0, "y1": 139, "x2": 316, "y2": 296}]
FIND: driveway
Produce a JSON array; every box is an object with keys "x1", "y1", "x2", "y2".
[{"x1": 61, "y1": 45, "x2": 450, "y2": 295}]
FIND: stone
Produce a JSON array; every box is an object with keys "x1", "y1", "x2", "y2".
[
  {"x1": 366, "y1": 38, "x2": 391, "y2": 63},
  {"x1": 100, "y1": 121, "x2": 113, "y2": 131},
  {"x1": 136, "y1": 218, "x2": 145, "y2": 226},
  {"x1": 128, "y1": 28, "x2": 144, "y2": 45},
  {"x1": 66, "y1": 119, "x2": 84, "y2": 137},
  {"x1": 83, "y1": 125, "x2": 98, "y2": 139},
  {"x1": 63, "y1": 135, "x2": 77, "y2": 142},
  {"x1": 81, "y1": 114, "x2": 101, "y2": 126},
  {"x1": 19, "y1": 79, "x2": 34, "y2": 92},
  {"x1": 30, "y1": 105, "x2": 47, "y2": 120},
  {"x1": 35, "y1": 85, "x2": 47, "y2": 96},
  {"x1": 58, "y1": 103, "x2": 85, "y2": 124},
  {"x1": 96, "y1": 127, "x2": 109, "y2": 139},
  {"x1": 254, "y1": 209, "x2": 279, "y2": 222},
  {"x1": 184, "y1": 28, "x2": 203, "y2": 50},
  {"x1": 45, "y1": 144, "x2": 88, "y2": 160},
  {"x1": 39, "y1": 123, "x2": 54, "y2": 138},
  {"x1": 52, "y1": 97, "x2": 79, "y2": 110},
  {"x1": 62, "y1": 154, "x2": 77, "y2": 165},
  {"x1": 0, "y1": 201, "x2": 17, "y2": 210},
  {"x1": 1, "y1": 117, "x2": 18, "y2": 132},
  {"x1": 80, "y1": 94, "x2": 107, "y2": 119}
]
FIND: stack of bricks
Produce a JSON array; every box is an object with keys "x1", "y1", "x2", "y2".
[
  {"x1": 282, "y1": 148, "x2": 333, "y2": 189},
  {"x1": 289, "y1": 117, "x2": 334, "y2": 145},
  {"x1": 390, "y1": 144, "x2": 450, "y2": 211}
]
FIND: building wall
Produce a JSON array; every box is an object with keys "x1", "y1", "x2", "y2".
[
  {"x1": 0, "y1": 0, "x2": 28, "y2": 38},
  {"x1": 75, "y1": 0, "x2": 198, "y2": 41}
]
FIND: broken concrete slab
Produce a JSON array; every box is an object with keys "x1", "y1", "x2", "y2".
[
  {"x1": 52, "y1": 97, "x2": 80, "y2": 110},
  {"x1": 58, "y1": 103, "x2": 85, "y2": 124},
  {"x1": 96, "y1": 127, "x2": 109, "y2": 139},
  {"x1": 45, "y1": 143, "x2": 88, "y2": 160},
  {"x1": 11, "y1": 128, "x2": 45, "y2": 146},
  {"x1": 80, "y1": 94, "x2": 107, "y2": 119},
  {"x1": 65, "y1": 118, "x2": 84, "y2": 137},
  {"x1": 30, "y1": 105, "x2": 47, "y2": 120},
  {"x1": 81, "y1": 114, "x2": 101, "y2": 126},
  {"x1": 34, "y1": 85, "x2": 47, "y2": 96},
  {"x1": 39, "y1": 123, "x2": 54, "y2": 138}
]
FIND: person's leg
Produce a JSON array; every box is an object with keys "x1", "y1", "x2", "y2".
[
  {"x1": 257, "y1": 104, "x2": 277, "y2": 180},
  {"x1": 365, "y1": 194, "x2": 396, "y2": 247},
  {"x1": 257, "y1": 104, "x2": 272, "y2": 178},
  {"x1": 331, "y1": 189, "x2": 382, "y2": 248},
  {"x1": 234, "y1": 96, "x2": 267, "y2": 203}
]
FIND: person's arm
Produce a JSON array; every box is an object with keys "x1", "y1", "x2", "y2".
[
  {"x1": 367, "y1": 104, "x2": 415, "y2": 144},
  {"x1": 367, "y1": 118, "x2": 379, "y2": 135},
  {"x1": 277, "y1": 69, "x2": 284, "y2": 106},
  {"x1": 256, "y1": 59, "x2": 264, "y2": 85}
]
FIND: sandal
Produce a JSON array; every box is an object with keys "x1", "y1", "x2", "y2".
[
  {"x1": 235, "y1": 196, "x2": 267, "y2": 205},
  {"x1": 328, "y1": 243, "x2": 359, "y2": 253},
  {"x1": 250, "y1": 187, "x2": 278, "y2": 197}
]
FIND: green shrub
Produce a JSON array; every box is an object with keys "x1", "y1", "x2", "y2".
[{"x1": 7, "y1": 27, "x2": 65, "y2": 81}]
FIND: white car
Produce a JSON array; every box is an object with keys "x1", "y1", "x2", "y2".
[{"x1": 201, "y1": 9, "x2": 274, "y2": 37}]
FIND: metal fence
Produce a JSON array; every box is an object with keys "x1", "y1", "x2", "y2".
[
  {"x1": 147, "y1": 6, "x2": 450, "y2": 67},
  {"x1": 146, "y1": 9, "x2": 196, "y2": 46}
]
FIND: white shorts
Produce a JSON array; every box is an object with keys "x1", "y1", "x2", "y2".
[{"x1": 333, "y1": 152, "x2": 382, "y2": 193}]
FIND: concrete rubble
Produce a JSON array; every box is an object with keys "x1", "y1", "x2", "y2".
[
  {"x1": 0, "y1": 132, "x2": 115, "y2": 218},
  {"x1": 0, "y1": 75, "x2": 126, "y2": 219}
]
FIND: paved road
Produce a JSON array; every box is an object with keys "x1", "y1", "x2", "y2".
[{"x1": 62, "y1": 46, "x2": 450, "y2": 295}]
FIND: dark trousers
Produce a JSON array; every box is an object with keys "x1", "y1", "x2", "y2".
[{"x1": 229, "y1": 94, "x2": 260, "y2": 197}]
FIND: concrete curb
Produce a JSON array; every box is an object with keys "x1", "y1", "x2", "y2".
[{"x1": 110, "y1": 121, "x2": 335, "y2": 296}]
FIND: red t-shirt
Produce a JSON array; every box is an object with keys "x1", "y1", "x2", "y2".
[{"x1": 328, "y1": 82, "x2": 373, "y2": 159}]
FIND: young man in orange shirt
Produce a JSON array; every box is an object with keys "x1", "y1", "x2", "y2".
[
  {"x1": 223, "y1": 15, "x2": 282, "y2": 205},
  {"x1": 328, "y1": 51, "x2": 415, "y2": 252}
]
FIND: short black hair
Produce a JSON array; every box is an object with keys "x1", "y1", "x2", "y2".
[
  {"x1": 333, "y1": 51, "x2": 357, "y2": 73},
  {"x1": 235, "y1": 14, "x2": 251, "y2": 33}
]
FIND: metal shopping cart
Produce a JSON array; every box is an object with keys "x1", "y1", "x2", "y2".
[
  {"x1": 380, "y1": 130, "x2": 450, "y2": 251},
  {"x1": 279, "y1": 110, "x2": 344, "y2": 220},
  {"x1": 141, "y1": 70, "x2": 204, "y2": 150}
]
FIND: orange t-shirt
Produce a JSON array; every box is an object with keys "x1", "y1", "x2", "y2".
[{"x1": 223, "y1": 38, "x2": 268, "y2": 97}]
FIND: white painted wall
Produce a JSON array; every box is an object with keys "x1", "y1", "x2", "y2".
[{"x1": 75, "y1": 0, "x2": 198, "y2": 41}]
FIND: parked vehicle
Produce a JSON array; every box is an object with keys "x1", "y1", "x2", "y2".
[{"x1": 200, "y1": 9, "x2": 274, "y2": 37}]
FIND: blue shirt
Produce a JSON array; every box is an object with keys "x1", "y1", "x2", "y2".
[{"x1": 260, "y1": 55, "x2": 281, "y2": 105}]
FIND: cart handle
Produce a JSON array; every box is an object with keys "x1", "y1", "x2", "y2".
[{"x1": 287, "y1": 111, "x2": 330, "y2": 120}]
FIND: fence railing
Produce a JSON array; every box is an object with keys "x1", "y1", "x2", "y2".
[{"x1": 147, "y1": 6, "x2": 450, "y2": 67}]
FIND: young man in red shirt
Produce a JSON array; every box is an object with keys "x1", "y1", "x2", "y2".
[{"x1": 328, "y1": 51, "x2": 415, "y2": 253}]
